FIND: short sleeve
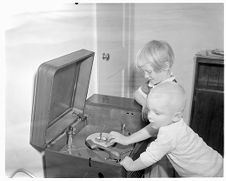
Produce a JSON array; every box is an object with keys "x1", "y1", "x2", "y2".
[{"x1": 140, "y1": 127, "x2": 175, "y2": 167}]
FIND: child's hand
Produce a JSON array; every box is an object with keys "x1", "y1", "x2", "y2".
[
  {"x1": 106, "y1": 131, "x2": 128, "y2": 145},
  {"x1": 120, "y1": 156, "x2": 133, "y2": 171}
]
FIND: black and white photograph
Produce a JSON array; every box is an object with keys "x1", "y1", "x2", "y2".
[{"x1": 2, "y1": 0, "x2": 224, "y2": 178}]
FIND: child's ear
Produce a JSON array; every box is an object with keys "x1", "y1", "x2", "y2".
[{"x1": 172, "y1": 112, "x2": 183, "y2": 122}]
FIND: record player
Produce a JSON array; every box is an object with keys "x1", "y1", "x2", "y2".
[{"x1": 30, "y1": 49, "x2": 149, "y2": 178}]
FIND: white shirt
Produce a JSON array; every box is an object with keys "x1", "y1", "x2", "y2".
[{"x1": 140, "y1": 119, "x2": 223, "y2": 177}]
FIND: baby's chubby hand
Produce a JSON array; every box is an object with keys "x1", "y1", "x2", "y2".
[
  {"x1": 106, "y1": 131, "x2": 128, "y2": 145},
  {"x1": 120, "y1": 156, "x2": 133, "y2": 171}
]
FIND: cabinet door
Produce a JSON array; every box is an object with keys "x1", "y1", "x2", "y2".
[{"x1": 191, "y1": 90, "x2": 224, "y2": 156}]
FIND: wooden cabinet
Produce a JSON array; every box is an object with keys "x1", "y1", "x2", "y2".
[
  {"x1": 190, "y1": 52, "x2": 224, "y2": 156},
  {"x1": 30, "y1": 50, "x2": 148, "y2": 178}
]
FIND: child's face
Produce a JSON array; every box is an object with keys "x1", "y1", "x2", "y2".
[
  {"x1": 141, "y1": 64, "x2": 169, "y2": 84},
  {"x1": 146, "y1": 93, "x2": 175, "y2": 129}
]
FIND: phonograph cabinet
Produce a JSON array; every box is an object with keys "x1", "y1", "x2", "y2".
[{"x1": 30, "y1": 49, "x2": 148, "y2": 178}]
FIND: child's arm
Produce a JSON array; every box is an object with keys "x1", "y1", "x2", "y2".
[
  {"x1": 134, "y1": 88, "x2": 147, "y2": 107},
  {"x1": 134, "y1": 80, "x2": 151, "y2": 107},
  {"x1": 107, "y1": 124, "x2": 158, "y2": 145},
  {"x1": 120, "y1": 156, "x2": 146, "y2": 171},
  {"x1": 120, "y1": 128, "x2": 173, "y2": 172},
  {"x1": 126, "y1": 124, "x2": 157, "y2": 144}
]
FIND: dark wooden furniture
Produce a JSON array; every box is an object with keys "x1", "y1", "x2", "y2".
[
  {"x1": 30, "y1": 49, "x2": 148, "y2": 178},
  {"x1": 190, "y1": 51, "x2": 224, "y2": 156}
]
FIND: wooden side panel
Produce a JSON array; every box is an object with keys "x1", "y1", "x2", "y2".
[{"x1": 73, "y1": 56, "x2": 94, "y2": 111}]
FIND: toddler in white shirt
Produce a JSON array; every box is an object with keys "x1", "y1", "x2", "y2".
[{"x1": 108, "y1": 81, "x2": 223, "y2": 177}]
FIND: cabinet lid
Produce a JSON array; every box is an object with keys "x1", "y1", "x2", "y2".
[{"x1": 30, "y1": 49, "x2": 94, "y2": 151}]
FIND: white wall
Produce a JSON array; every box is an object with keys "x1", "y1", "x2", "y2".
[
  {"x1": 5, "y1": 2, "x2": 97, "y2": 177},
  {"x1": 133, "y1": 3, "x2": 224, "y2": 124}
]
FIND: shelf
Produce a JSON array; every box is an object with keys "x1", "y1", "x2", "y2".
[{"x1": 195, "y1": 88, "x2": 224, "y2": 94}]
